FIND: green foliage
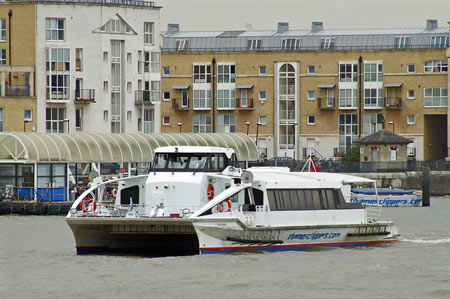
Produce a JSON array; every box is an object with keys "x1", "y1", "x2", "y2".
[{"x1": 341, "y1": 146, "x2": 360, "y2": 161}]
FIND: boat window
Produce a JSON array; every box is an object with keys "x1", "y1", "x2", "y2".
[
  {"x1": 267, "y1": 188, "x2": 341, "y2": 211},
  {"x1": 120, "y1": 185, "x2": 139, "y2": 205},
  {"x1": 207, "y1": 154, "x2": 229, "y2": 172},
  {"x1": 189, "y1": 156, "x2": 207, "y2": 169},
  {"x1": 252, "y1": 188, "x2": 264, "y2": 205}
]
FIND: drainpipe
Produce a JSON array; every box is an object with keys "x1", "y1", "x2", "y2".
[
  {"x1": 8, "y1": 10, "x2": 12, "y2": 65},
  {"x1": 358, "y1": 56, "x2": 363, "y2": 139},
  {"x1": 211, "y1": 57, "x2": 216, "y2": 133}
]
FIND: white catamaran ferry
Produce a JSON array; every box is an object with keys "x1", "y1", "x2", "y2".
[{"x1": 66, "y1": 146, "x2": 399, "y2": 256}]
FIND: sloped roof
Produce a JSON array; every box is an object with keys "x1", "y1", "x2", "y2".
[{"x1": 355, "y1": 130, "x2": 412, "y2": 145}]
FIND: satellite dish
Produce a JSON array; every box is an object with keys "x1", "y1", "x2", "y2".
[
  {"x1": 241, "y1": 171, "x2": 254, "y2": 184},
  {"x1": 89, "y1": 170, "x2": 100, "y2": 181}
]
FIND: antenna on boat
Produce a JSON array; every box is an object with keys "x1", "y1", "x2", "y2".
[{"x1": 301, "y1": 155, "x2": 321, "y2": 172}]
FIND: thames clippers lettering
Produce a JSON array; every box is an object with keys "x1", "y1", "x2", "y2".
[{"x1": 287, "y1": 232, "x2": 341, "y2": 241}]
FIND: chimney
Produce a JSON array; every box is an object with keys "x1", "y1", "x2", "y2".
[
  {"x1": 312, "y1": 22, "x2": 323, "y2": 33},
  {"x1": 426, "y1": 19, "x2": 438, "y2": 30},
  {"x1": 167, "y1": 24, "x2": 179, "y2": 34},
  {"x1": 277, "y1": 22, "x2": 289, "y2": 33}
]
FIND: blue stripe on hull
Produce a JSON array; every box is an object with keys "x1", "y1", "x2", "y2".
[{"x1": 200, "y1": 240, "x2": 397, "y2": 254}]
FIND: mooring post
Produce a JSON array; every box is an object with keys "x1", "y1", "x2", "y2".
[{"x1": 422, "y1": 167, "x2": 430, "y2": 207}]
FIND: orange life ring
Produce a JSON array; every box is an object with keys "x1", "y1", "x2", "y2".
[
  {"x1": 217, "y1": 200, "x2": 232, "y2": 213},
  {"x1": 81, "y1": 198, "x2": 97, "y2": 213},
  {"x1": 207, "y1": 184, "x2": 215, "y2": 200},
  {"x1": 112, "y1": 189, "x2": 118, "y2": 197}
]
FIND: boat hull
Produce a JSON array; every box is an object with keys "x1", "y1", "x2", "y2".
[
  {"x1": 66, "y1": 217, "x2": 199, "y2": 256},
  {"x1": 193, "y1": 219, "x2": 399, "y2": 254}
]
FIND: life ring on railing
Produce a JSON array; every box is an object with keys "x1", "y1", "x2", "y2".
[
  {"x1": 207, "y1": 184, "x2": 215, "y2": 200},
  {"x1": 112, "y1": 189, "x2": 118, "y2": 197},
  {"x1": 217, "y1": 200, "x2": 232, "y2": 213},
  {"x1": 81, "y1": 198, "x2": 97, "y2": 213}
]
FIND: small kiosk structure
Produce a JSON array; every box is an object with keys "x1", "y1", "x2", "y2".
[{"x1": 356, "y1": 129, "x2": 412, "y2": 172}]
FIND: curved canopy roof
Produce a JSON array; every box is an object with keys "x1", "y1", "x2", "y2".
[{"x1": 0, "y1": 132, "x2": 257, "y2": 163}]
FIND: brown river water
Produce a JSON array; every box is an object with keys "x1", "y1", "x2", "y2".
[{"x1": 1, "y1": 197, "x2": 450, "y2": 299}]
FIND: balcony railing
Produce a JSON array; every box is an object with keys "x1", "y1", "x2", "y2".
[
  {"x1": 5, "y1": 85, "x2": 30, "y2": 97},
  {"x1": 237, "y1": 98, "x2": 254, "y2": 110},
  {"x1": 317, "y1": 97, "x2": 335, "y2": 110},
  {"x1": 135, "y1": 90, "x2": 160, "y2": 104},
  {"x1": 172, "y1": 98, "x2": 190, "y2": 110},
  {"x1": 385, "y1": 97, "x2": 402, "y2": 109},
  {"x1": 74, "y1": 89, "x2": 95, "y2": 103}
]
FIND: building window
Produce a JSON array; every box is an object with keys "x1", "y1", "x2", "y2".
[
  {"x1": 46, "y1": 48, "x2": 70, "y2": 101},
  {"x1": 0, "y1": 49, "x2": 6, "y2": 65},
  {"x1": 395, "y1": 36, "x2": 410, "y2": 49},
  {"x1": 0, "y1": 108, "x2": 3, "y2": 132},
  {"x1": 307, "y1": 115, "x2": 315, "y2": 125},
  {"x1": 46, "y1": 18, "x2": 65, "y2": 41},
  {"x1": 424, "y1": 88, "x2": 448, "y2": 107},
  {"x1": 103, "y1": 110, "x2": 108, "y2": 121},
  {"x1": 163, "y1": 67, "x2": 170, "y2": 76},
  {"x1": 364, "y1": 89, "x2": 383, "y2": 108},
  {"x1": 390, "y1": 148, "x2": 397, "y2": 161},
  {"x1": 430, "y1": 36, "x2": 448, "y2": 48},
  {"x1": 259, "y1": 115, "x2": 267, "y2": 125},
  {"x1": 193, "y1": 114, "x2": 212, "y2": 133},
  {"x1": 162, "y1": 116, "x2": 170, "y2": 125},
  {"x1": 307, "y1": 65, "x2": 315, "y2": 74},
  {"x1": 24, "y1": 110, "x2": 32, "y2": 121},
  {"x1": 218, "y1": 90, "x2": 236, "y2": 109},
  {"x1": 259, "y1": 91, "x2": 267, "y2": 101},
  {"x1": 259, "y1": 66, "x2": 267, "y2": 75},
  {"x1": 75, "y1": 48, "x2": 83, "y2": 71},
  {"x1": 163, "y1": 91, "x2": 170, "y2": 101},
  {"x1": 281, "y1": 38, "x2": 300, "y2": 50},
  {"x1": 279, "y1": 124, "x2": 295, "y2": 150},
  {"x1": 407, "y1": 64, "x2": 415, "y2": 73},
  {"x1": 151, "y1": 52, "x2": 160, "y2": 73},
  {"x1": 307, "y1": 90, "x2": 315, "y2": 100},
  {"x1": 407, "y1": 89, "x2": 415, "y2": 99},
  {"x1": 75, "y1": 108, "x2": 82, "y2": 130},
  {"x1": 339, "y1": 63, "x2": 358, "y2": 82},
  {"x1": 424, "y1": 60, "x2": 448, "y2": 73},
  {"x1": 127, "y1": 52, "x2": 132, "y2": 64},
  {"x1": 103, "y1": 51, "x2": 108, "y2": 63},
  {"x1": 218, "y1": 114, "x2": 236, "y2": 133},
  {"x1": 364, "y1": 63, "x2": 383, "y2": 82},
  {"x1": 150, "y1": 81, "x2": 161, "y2": 102},
  {"x1": 339, "y1": 113, "x2": 358, "y2": 152},
  {"x1": 320, "y1": 38, "x2": 335, "y2": 49},
  {"x1": 218, "y1": 64, "x2": 235, "y2": 83},
  {"x1": 339, "y1": 89, "x2": 358, "y2": 108},
  {"x1": 279, "y1": 63, "x2": 295, "y2": 96},
  {"x1": 144, "y1": 22, "x2": 154, "y2": 44},
  {"x1": 176, "y1": 40, "x2": 189, "y2": 51},
  {"x1": 193, "y1": 90, "x2": 211, "y2": 109},
  {"x1": 247, "y1": 39, "x2": 261, "y2": 50},
  {"x1": 144, "y1": 109, "x2": 153, "y2": 133},
  {"x1": 127, "y1": 82, "x2": 132, "y2": 93},
  {"x1": 143, "y1": 51, "x2": 150, "y2": 72},
  {"x1": 407, "y1": 114, "x2": 416, "y2": 125},
  {"x1": 46, "y1": 108, "x2": 65, "y2": 133},
  {"x1": 0, "y1": 19, "x2": 6, "y2": 42},
  {"x1": 194, "y1": 64, "x2": 211, "y2": 83},
  {"x1": 103, "y1": 81, "x2": 109, "y2": 92},
  {"x1": 363, "y1": 113, "x2": 384, "y2": 135}
]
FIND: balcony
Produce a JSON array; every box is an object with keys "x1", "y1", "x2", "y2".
[
  {"x1": 236, "y1": 98, "x2": 254, "y2": 110},
  {"x1": 5, "y1": 85, "x2": 30, "y2": 97},
  {"x1": 135, "y1": 90, "x2": 160, "y2": 104},
  {"x1": 172, "y1": 98, "x2": 190, "y2": 110},
  {"x1": 385, "y1": 97, "x2": 402, "y2": 109},
  {"x1": 74, "y1": 89, "x2": 95, "y2": 103},
  {"x1": 317, "y1": 97, "x2": 335, "y2": 110}
]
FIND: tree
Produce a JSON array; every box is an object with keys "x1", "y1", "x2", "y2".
[{"x1": 341, "y1": 146, "x2": 360, "y2": 162}]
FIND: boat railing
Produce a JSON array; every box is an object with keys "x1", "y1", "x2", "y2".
[{"x1": 365, "y1": 204, "x2": 383, "y2": 222}]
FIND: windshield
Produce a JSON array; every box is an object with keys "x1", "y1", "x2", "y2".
[{"x1": 152, "y1": 152, "x2": 236, "y2": 172}]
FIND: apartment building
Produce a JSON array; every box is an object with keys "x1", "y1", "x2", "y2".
[
  {"x1": 160, "y1": 20, "x2": 449, "y2": 161},
  {"x1": 0, "y1": 0, "x2": 161, "y2": 134}
]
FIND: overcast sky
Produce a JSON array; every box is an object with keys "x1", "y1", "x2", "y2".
[{"x1": 158, "y1": 0, "x2": 450, "y2": 32}]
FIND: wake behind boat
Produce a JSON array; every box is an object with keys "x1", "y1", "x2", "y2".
[{"x1": 66, "y1": 146, "x2": 399, "y2": 256}]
